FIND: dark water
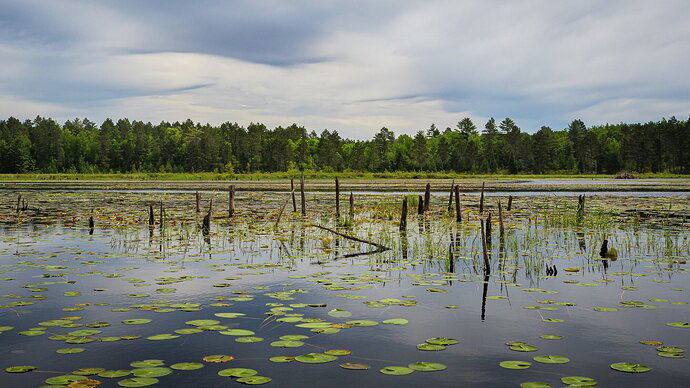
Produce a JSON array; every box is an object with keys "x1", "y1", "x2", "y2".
[{"x1": 1, "y1": 212, "x2": 688, "y2": 387}]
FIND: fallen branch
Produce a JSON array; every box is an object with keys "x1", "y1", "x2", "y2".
[{"x1": 312, "y1": 224, "x2": 390, "y2": 251}]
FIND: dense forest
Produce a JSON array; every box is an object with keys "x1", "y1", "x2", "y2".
[{"x1": 0, "y1": 116, "x2": 688, "y2": 174}]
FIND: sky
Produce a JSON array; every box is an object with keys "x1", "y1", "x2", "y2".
[{"x1": 1, "y1": 0, "x2": 689, "y2": 139}]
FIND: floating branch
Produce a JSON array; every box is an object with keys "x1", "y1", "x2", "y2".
[{"x1": 313, "y1": 224, "x2": 390, "y2": 252}]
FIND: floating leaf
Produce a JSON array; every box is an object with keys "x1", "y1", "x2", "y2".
[
  {"x1": 380, "y1": 366, "x2": 414, "y2": 375},
  {"x1": 170, "y1": 363, "x2": 203, "y2": 370},
  {"x1": 218, "y1": 368, "x2": 258, "y2": 377},
  {"x1": 532, "y1": 355, "x2": 570, "y2": 364},
  {"x1": 117, "y1": 377, "x2": 159, "y2": 387},
  {"x1": 324, "y1": 349, "x2": 351, "y2": 356},
  {"x1": 295, "y1": 353, "x2": 337, "y2": 363},
  {"x1": 130, "y1": 360, "x2": 164, "y2": 368},
  {"x1": 417, "y1": 343, "x2": 445, "y2": 351},
  {"x1": 57, "y1": 348, "x2": 85, "y2": 354},
  {"x1": 328, "y1": 308, "x2": 352, "y2": 318},
  {"x1": 269, "y1": 356, "x2": 295, "y2": 363},
  {"x1": 219, "y1": 329, "x2": 255, "y2": 336},
  {"x1": 666, "y1": 322, "x2": 689, "y2": 328},
  {"x1": 236, "y1": 336, "x2": 264, "y2": 343},
  {"x1": 520, "y1": 383, "x2": 551, "y2": 388},
  {"x1": 131, "y1": 367, "x2": 172, "y2": 378},
  {"x1": 610, "y1": 362, "x2": 651, "y2": 373},
  {"x1": 408, "y1": 362, "x2": 446, "y2": 371},
  {"x1": 426, "y1": 337, "x2": 458, "y2": 345},
  {"x1": 5, "y1": 365, "x2": 36, "y2": 373},
  {"x1": 236, "y1": 376, "x2": 272, "y2": 385},
  {"x1": 270, "y1": 340, "x2": 304, "y2": 348},
  {"x1": 345, "y1": 320, "x2": 378, "y2": 327},
  {"x1": 98, "y1": 370, "x2": 131, "y2": 378},
  {"x1": 146, "y1": 333, "x2": 179, "y2": 340},
  {"x1": 45, "y1": 375, "x2": 88, "y2": 385},
  {"x1": 382, "y1": 318, "x2": 408, "y2": 325},
  {"x1": 340, "y1": 362, "x2": 369, "y2": 370},
  {"x1": 539, "y1": 335, "x2": 562, "y2": 340},
  {"x1": 122, "y1": 319, "x2": 151, "y2": 325},
  {"x1": 203, "y1": 355, "x2": 234, "y2": 363},
  {"x1": 499, "y1": 361, "x2": 532, "y2": 369},
  {"x1": 560, "y1": 376, "x2": 597, "y2": 386}
]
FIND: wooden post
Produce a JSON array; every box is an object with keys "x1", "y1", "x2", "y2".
[
  {"x1": 479, "y1": 182, "x2": 485, "y2": 213},
  {"x1": 335, "y1": 177, "x2": 340, "y2": 219},
  {"x1": 159, "y1": 201, "x2": 164, "y2": 230},
  {"x1": 424, "y1": 183, "x2": 431, "y2": 212},
  {"x1": 417, "y1": 195, "x2": 424, "y2": 215},
  {"x1": 507, "y1": 195, "x2": 513, "y2": 212},
  {"x1": 349, "y1": 191, "x2": 354, "y2": 219},
  {"x1": 16, "y1": 195, "x2": 21, "y2": 213},
  {"x1": 88, "y1": 215, "x2": 94, "y2": 235},
  {"x1": 399, "y1": 196, "x2": 408, "y2": 231},
  {"x1": 195, "y1": 191, "x2": 200, "y2": 212},
  {"x1": 447, "y1": 180, "x2": 454, "y2": 212},
  {"x1": 228, "y1": 185, "x2": 235, "y2": 218},
  {"x1": 300, "y1": 173, "x2": 306, "y2": 216},
  {"x1": 454, "y1": 185, "x2": 461, "y2": 222},
  {"x1": 148, "y1": 205, "x2": 155, "y2": 227},
  {"x1": 498, "y1": 200, "x2": 505, "y2": 239},
  {"x1": 291, "y1": 179, "x2": 297, "y2": 212}
]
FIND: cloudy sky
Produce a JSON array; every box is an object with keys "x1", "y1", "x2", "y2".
[{"x1": 1, "y1": 0, "x2": 688, "y2": 138}]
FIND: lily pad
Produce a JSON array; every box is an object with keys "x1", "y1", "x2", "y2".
[
  {"x1": 218, "y1": 368, "x2": 258, "y2": 377},
  {"x1": 380, "y1": 366, "x2": 414, "y2": 375},
  {"x1": 295, "y1": 353, "x2": 337, "y2": 363},
  {"x1": 5, "y1": 365, "x2": 36, "y2": 373},
  {"x1": 117, "y1": 377, "x2": 159, "y2": 387},
  {"x1": 610, "y1": 362, "x2": 651, "y2": 373},
  {"x1": 560, "y1": 376, "x2": 597, "y2": 386},
  {"x1": 533, "y1": 355, "x2": 570, "y2": 364},
  {"x1": 408, "y1": 362, "x2": 446, "y2": 371},
  {"x1": 203, "y1": 355, "x2": 234, "y2": 363},
  {"x1": 426, "y1": 337, "x2": 458, "y2": 345},
  {"x1": 122, "y1": 319, "x2": 152, "y2": 325},
  {"x1": 382, "y1": 318, "x2": 409, "y2": 325},
  {"x1": 98, "y1": 370, "x2": 132, "y2": 378},
  {"x1": 170, "y1": 362, "x2": 204, "y2": 370},
  {"x1": 45, "y1": 375, "x2": 88, "y2": 385},
  {"x1": 57, "y1": 347, "x2": 85, "y2": 354},
  {"x1": 146, "y1": 333, "x2": 179, "y2": 340},
  {"x1": 666, "y1": 322, "x2": 689, "y2": 328},
  {"x1": 520, "y1": 383, "x2": 551, "y2": 388},
  {"x1": 340, "y1": 362, "x2": 370, "y2": 370},
  {"x1": 499, "y1": 360, "x2": 532, "y2": 369},
  {"x1": 131, "y1": 367, "x2": 172, "y2": 377},
  {"x1": 236, "y1": 376, "x2": 272, "y2": 385}
]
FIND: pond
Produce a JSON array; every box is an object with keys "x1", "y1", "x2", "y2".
[{"x1": 1, "y1": 189, "x2": 688, "y2": 387}]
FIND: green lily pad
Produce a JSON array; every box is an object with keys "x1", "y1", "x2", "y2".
[
  {"x1": 185, "y1": 319, "x2": 220, "y2": 326},
  {"x1": 499, "y1": 360, "x2": 532, "y2": 369},
  {"x1": 69, "y1": 329, "x2": 101, "y2": 336},
  {"x1": 218, "y1": 368, "x2": 258, "y2": 377},
  {"x1": 270, "y1": 340, "x2": 304, "y2": 348},
  {"x1": 130, "y1": 360, "x2": 165, "y2": 368},
  {"x1": 98, "y1": 370, "x2": 132, "y2": 378},
  {"x1": 610, "y1": 362, "x2": 651, "y2": 373},
  {"x1": 73, "y1": 367, "x2": 105, "y2": 375},
  {"x1": 214, "y1": 312, "x2": 246, "y2": 318},
  {"x1": 236, "y1": 336, "x2": 264, "y2": 343},
  {"x1": 539, "y1": 335, "x2": 562, "y2": 340},
  {"x1": 57, "y1": 348, "x2": 85, "y2": 354},
  {"x1": 295, "y1": 353, "x2": 337, "y2": 363},
  {"x1": 658, "y1": 351, "x2": 684, "y2": 358},
  {"x1": 417, "y1": 343, "x2": 446, "y2": 351},
  {"x1": 408, "y1": 362, "x2": 446, "y2": 371},
  {"x1": 380, "y1": 366, "x2": 414, "y2": 375},
  {"x1": 219, "y1": 329, "x2": 256, "y2": 336},
  {"x1": 593, "y1": 307, "x2": 618, "y2": 312},
  {"x1": 118, "y1": 377, "x2": 159, "y2": 387},
  {"x1": 280, "y1": 334, "x2": 308, "y2": 341},
  {"x1": 174, "y1": 328, "x2": 203, "y2": 335},
  {"x1": 131, "y1": 367, "x2": 172, "y2": 377},
  {"x1": 426, "y1": 337, "x2": 458, "y2": 345},
  {"x1": 170, "y1": 362, "x2": 204, "y2": 370},
  {"x1": 382, "y1": 318, "x2": 409, "y2": 325},
  {"x1": 509, "y1": 343, "x2": 538, "y2": 352},
  {"x1": 560, "y1": 376, "x2": 597, "y2": 386},
  {"x1": 520, "y1": 383, "x2": 551, "y2": 388},
  {"x1": 345, "y1": 320, "x2": 378, "y2": 327},
  {"x1": 146, "y1": 333, "x2": 179, "y2": 340},
  {"x1": 533, "y1": 355, "x2": 570, "y2": 364},
  {"x1": 340, "y1": 362, "x2": 370, "y2": 370},
  {"x1": 328, "y1": 308, "x2": 352, "y2": 318},
  {"x1": 45, "y1": 375, "x2": 88, "y2": 385},
  {"x1": 666, "y1": 322, "x2": 689, "y2": 328},
  {"x1": 269, "y1": 356, "x2": 295, "y2": 363},
  {"x1": 236, "y1": 376, "x2": 272, "y2": 385},
  {"x1": 324, "y1": 349, "x2": 351, "y2": 356},
  {"x1": 122, "y1": 319, "x2": 152, "y2": 325},
  {"x1": 5, "y1": 365, "x2": 36, "y2": 373}
]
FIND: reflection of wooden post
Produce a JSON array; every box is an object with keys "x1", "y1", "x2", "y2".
[
  {"x1": 447, "y1": 180, "x2": 454, "y2": 212},
  {"x1": 424, "y1": 183, "x2": 431, "y2": 212},
  {"x1": 349, "y1": 192, "x2": 354, "y2": 219},
  {"x1": 300, "y1": 173, "x2": 306, "y2": 216},
  {"x1": 417, "y1": 195, "x2": 424, "y2": 215},
  {"x1": 148, "y1": 205, "x2": 155, "y2": 227},
  {"x1": 195, "y1": 191, "x2": 200, "y2": 212},
  {"x1": 228, "y1": 185, "x2": 235, "y2": 218},
  {"x1": 498, "y1": 200, "x2": 504, "y2": 239},
  {"x1": 479, "y1": 182, "x2": 485, "y2": 213},
  {"x1": 291, "y1": 179, "x2": 297, "y2": 212},
  {"x1": 88, "y1": 215, "x2": 94, "y2": 235},
  {"x1": 454, "y1": 185, "x2": 461, "y2": 222},
  {"x1": 486, "y1": 211, "x2": 492, "y2": 246},
  {"x1": 335, "y1": 177, "x2": 340, "y2": 219},
  {"x1": 480, "y1": 216, "x2": 490, "y2": 274},
  {"x1": 507, "y1": 195, "x2": 513, "y2": 211},
  {"x1": 399, "y1": 197, "x2": 408, "y2": 231}
]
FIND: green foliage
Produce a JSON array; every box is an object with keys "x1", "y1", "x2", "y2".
[{"x1": 1, "y1": 115, "x2": 688, "y2": 174}]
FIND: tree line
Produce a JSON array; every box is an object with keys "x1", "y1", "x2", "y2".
[{"x1": 0, "y1": 115, "x2": 688, "y2": 174}]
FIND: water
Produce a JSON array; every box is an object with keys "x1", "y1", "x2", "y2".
[{"x1": 1, "y1": 191, "x2": 688, "y2": 387}]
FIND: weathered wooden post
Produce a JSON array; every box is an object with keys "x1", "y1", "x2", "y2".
[
  {"x1": 507, "y1": 195, "x2": 513, "y2": 211},
  {"x1": 300, "y1": 173, "x2": 306, "y2": 216},
  {"x1": 228, "y1": 185, "x2": 235, "y2": 218},
  {"x1": 148, "y1": 205, "x2": 155, "y2": 227},
  {"x1": 480, "y1": 216, "x2": 490, "y2": 274},
  {"x1": 417, "y1": 195, "x2": 424, "y2": 215},
  {"x1": 195, "y1": 191, "x2": 200, "y2": 212},
  {"x1": 479, "y1": 182, "x2": 485, "y2": 213},
  {"x1": 202, "y1": 212, "x2": 211, "y2": 235},
  {"x1": 16, "y1": 195, "x2": 21, "y2": 213},
  {"x1": 454, "y1": 185, "x2": 461, "y2": 222},
  {"x1": 88, "y1": 215, "x2": 94, "y2": 235},
  {"x1": 335, "y1": 177, "x2": 340, "y2": 219},
  {"x1": 291, "y1": 179, "x2": 297, "y2": 212},
  {"x1": 424, "y1": 183, "x2": 431, "y2": 212},
  {"x1": 399, "y1": 196, "x2": 408, "y2": 231},
  {"x1": 159, "y1": 201, "x2": 164, "y2": 230},
  {"x1": 349, "y1": 191, "x2": 354, "y2": 219}
]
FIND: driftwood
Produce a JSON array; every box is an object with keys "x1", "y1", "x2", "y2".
[
  {"x1": 275, "y1": 189, "x2": 294, "y2": 227},
  {"x1": 313, "y1": 224, "x2": 390, "y2": 252}
]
